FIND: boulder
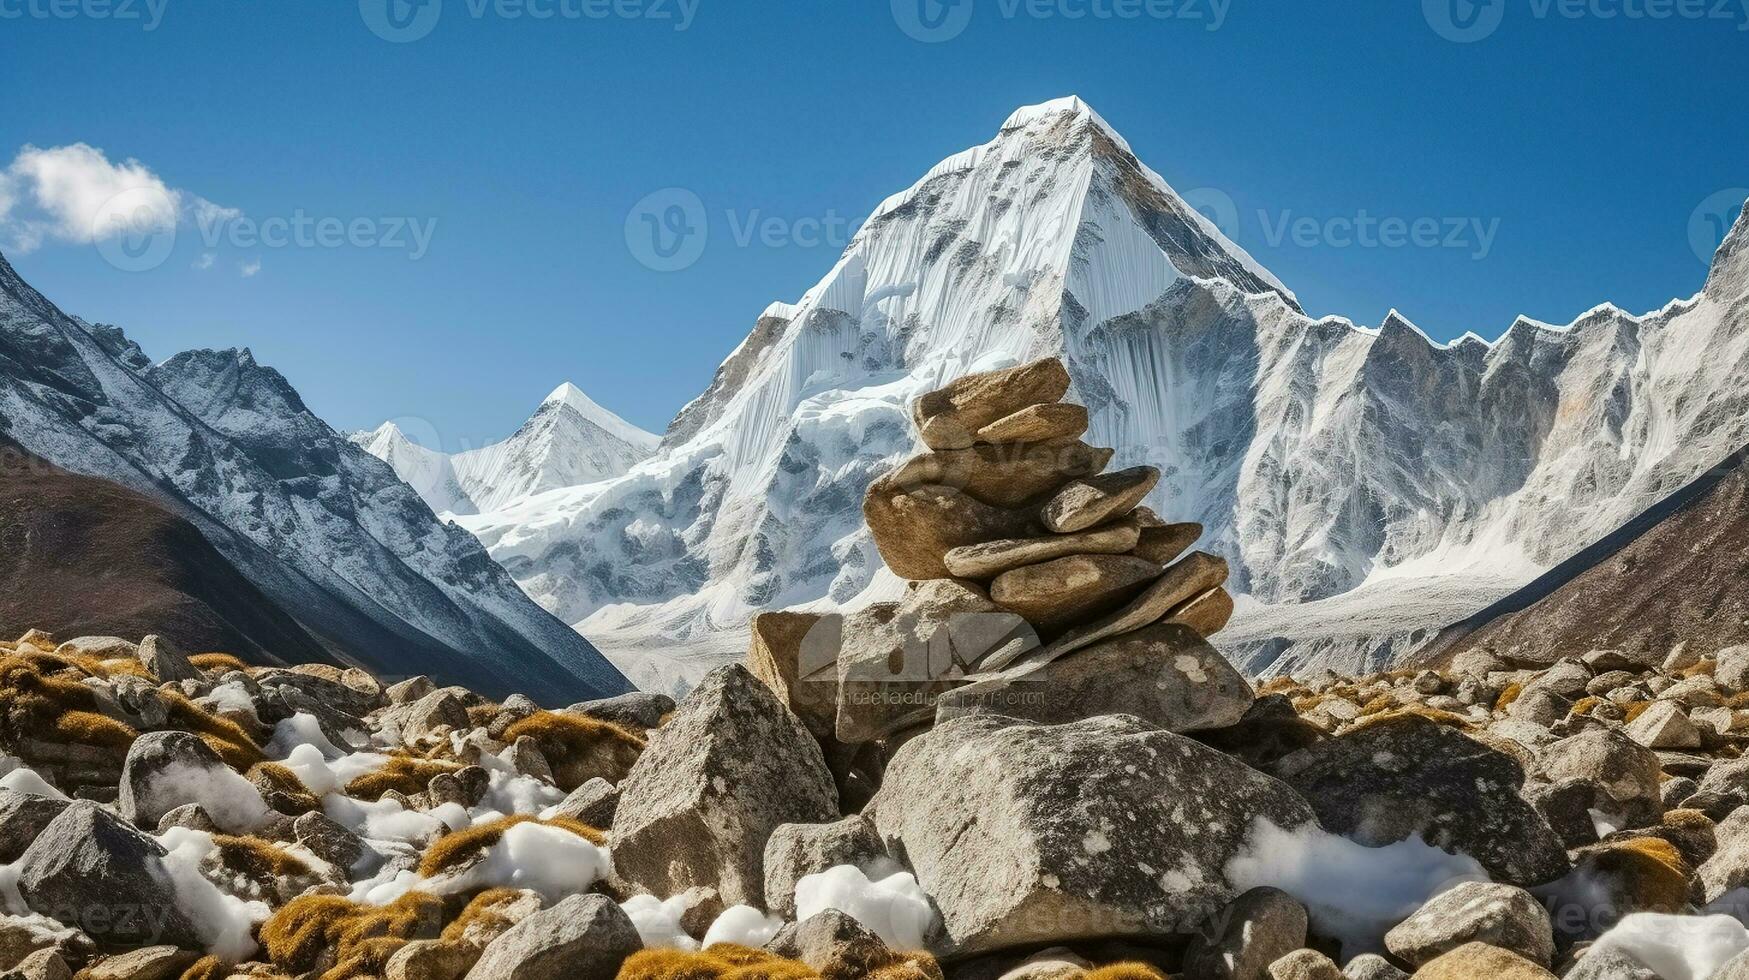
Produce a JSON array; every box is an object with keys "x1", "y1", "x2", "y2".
[
  {"x1": 571, "y1": 692, "x2": 676, "y2": 731},
  {"x1": 1626, "y1": 701, "x2": 1702, "y2": 749},
  {"x1": 9, "y1": 949, "x2": 69, "y2": 980},
  {"x1": 912, "y1": 357, "x2": 1072, "y2": 450},
  {"x1": 944, "y1": 521, "x2": 1142, "y2": 581},
  {"x1": 989, "y1": 554, "x2": 1164, "y2": 631},
  {"x1": 546, "y1": 778, "x2": 620, "y2": 830},
  {"x1": 0, "y1": 791, "x2": 72, "y2": 863},
  {"x1": 746, "y1": 611, "x2": 838, "y2": 740},
  {"x1": 1382, "y1": 882, "x2": 1553, "y2": 968},
  {"x1": 386, "y1": 939, "x2": 479, "y2": 980},
  {"x1": 0, "y1": 916, "x2": 90, "y2": 977},
  {"x1": 1411, "y1": 943, "x2": 1555, "y2": 979},
  {"x1": 995, "y1": 552, "x2": 1229, "y2": 670},
  {"x1": 1536, "y1": 729, "x2": 1663, "y2": 831},
  {"x1": 386, "y1": 675, "x2": 436, "y2": 704},
  {"x1": 763, "y1": 816, "x2": 888, "y2": 919},
  {"x1": 937, "y1": 623, "x2": 1252, "y2": 733},
  {"x1": 395, "y1": 689, "x2": 470, "y2": 745},
  {"x1": 1339, "y1": 954, "x2": 1408, "y2": 980},
  {"x1": 837, "y1": 581, "x2": 1037, "y2": 742},
  {"x1": 1272, "y1": 715, "x2": 1570, "y2": 886},
  {"x1": 1717, "y1": 645, "x2": 1749, "y2": 691},
  {"x1": 118, "y1": 731, "x2": 270, "y2": 834},
  {"x1": 81, "y1": 946, "x2": 199, "y2": 980},
  {"x1": 14, "y1": 802, "x2": 201, "y2": 948},
  {"x1": 463, "y1": 894, "x2": 640, "y2": 980},
  {"x1": 1041, "y1": 466, "x2": 1161, "y2": 534},
  {"x1": 1266, "y1": 950, "x2": 1342, "y2": 980},
  {"x1": 294, "y1": 810, "x2": 370, "y2": 875},
  {"x1": 1181, "y1": 887, "x2": 1308, "y2": 980},
  {"x1": 864, "y1": 714, "x2": 1318, "y2": 955},
  {"x1": 767, "y1": 908, "x2": 905, "y2": 977},
  {"x1": 864, "y1": 483, "x2": 1037, "y2": 581},
  {"x1": 612, "y1": 665, "x2": 838, "y2": 918},
  {"x1": 975, "y1": 402, "x2": 1089, "y2": 445},
  {"x1": 136, "y1": 635, "x2": 198, "y2": 684},
  {"x1": 1561, "y1": 946, "x2": 1663, "y2": 980},
  {"x1": 52, "y1": 636, "x2": 137, "y2": 660}
]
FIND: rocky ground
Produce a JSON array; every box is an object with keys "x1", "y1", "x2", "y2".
[{"x1": 4, "y1": 361, "x2": 1749, "y2": 979}]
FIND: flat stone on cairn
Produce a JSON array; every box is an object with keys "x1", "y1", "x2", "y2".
[{"x1": 754, "y1": 356, "x2": 1246, "y2": 752}]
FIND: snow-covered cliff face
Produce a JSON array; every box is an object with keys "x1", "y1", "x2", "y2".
[
  {"x1": 0, "y1": 253, "x2": 631, "y2": 701},
  {"x1": 456, "y1": 97, "x2": 1749, "y2": 691},
  {"x1": 355, "y1": 383, "x2": 658, "y2": 517}
]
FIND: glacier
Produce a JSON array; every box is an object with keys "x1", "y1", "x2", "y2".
[{"x1": 395, "y1": 96, "x2": 1749, "y2": 693}]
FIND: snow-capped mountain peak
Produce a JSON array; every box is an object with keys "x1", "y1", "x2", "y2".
[
  {"x1": 358, "y1": 382, "x2": 659, "y2": 518},
  {"x1": 448, "y1": 100, "x2": 1747, "y2": 692},
  {"x1": 542, "y1": 381, "x2": 662, "y2": 454}
]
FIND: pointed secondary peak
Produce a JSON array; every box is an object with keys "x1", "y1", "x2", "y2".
[{"x1": 540, "y1": 382, "x2": 661, "y2": 451}]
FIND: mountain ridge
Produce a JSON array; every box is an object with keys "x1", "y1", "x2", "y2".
[{"x1": 0, "y1": 252, "x2": 632, "y2": 701}]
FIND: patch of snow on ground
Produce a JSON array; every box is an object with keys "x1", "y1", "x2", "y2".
[
  {"x1": 1224, "y1": 818, "x2": 1487, "y2": 955},
  {"x1": 794, "y1": 864, "x2": 938, "y2": 951}
]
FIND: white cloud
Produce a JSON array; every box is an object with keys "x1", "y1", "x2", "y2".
[
  {"x1": 192, "y1": 252, "x2": 215, "y2": 271},
  {"x1": 0, "y1": 143, "x2": 236, "y2": 255},
  {"x1": 238, "y1": 258, "x2": 261, "y2": 278}
]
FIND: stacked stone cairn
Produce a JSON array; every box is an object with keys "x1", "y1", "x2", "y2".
[{"x1": 748, "y1": 356, "x2": 1251, "y2": 807}]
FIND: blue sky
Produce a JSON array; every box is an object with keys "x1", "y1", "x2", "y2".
[{"x1": 2, "y1": 0, "x2": 1744, "y2": 449}]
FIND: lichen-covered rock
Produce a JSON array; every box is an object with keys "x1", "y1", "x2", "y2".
[
  {"x1": 463, "y1": 894, "x2": 639, "y2": 980},
  {"x1": 118, "y1": 731, "x2": 270, "y2": 835},
  {"x1": 1410, "y1": 942, "x2": 1556, "y2": 979},
  {"x1": 864, "y1": 714, "x2": 1318, "y2": 955},
  {"x1": 136, "y1": 634, "x2": 198, "y2": 684},
  {"x1": 612, "y1": 664, "x2": 838, "y2": 918},
  {"x1": 936, "y1": 623, "x2": 1252, "y2": 733},
  {"x1": 1382, "y1": 882, "x2": 1554, "y2": 967},
  {"x1": 0, "y1": 790, "x2": 72, "y2": 864},
  {"x1": 836, "y1": 581, "x2": 1036, "y2": 743},
  {"x1": 14, "y1": 802, "x2": 201, "y2": 949},
  {"x1": 763, "y1": 816, "x2": 889, "y2": 922},
  {"x1": 1272, "y1": 715, "x2": 1570, "y2": 886},
  {"x1": 1626, "y1": 700, "x2": 1702, "y2": 750},
  {"x1": 1182, "y1": 887, "x2": 1308, "y2": 980},
  {"x1": 1266, "y1": 949, "x2": 1342, "y2": 980}
]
